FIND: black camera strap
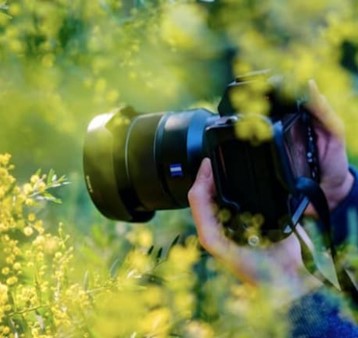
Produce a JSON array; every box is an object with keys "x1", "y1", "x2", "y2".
[{"x1": 294, "y1": 176, "x2": 358, "y2": 307}]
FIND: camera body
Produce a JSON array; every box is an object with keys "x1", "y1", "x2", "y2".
[
  {"x1": 83, "y1": 74, "x2": 320, "y2": 245},
  {"x1": 206, "y1": 109, "x2": 319, "y2": 244}
]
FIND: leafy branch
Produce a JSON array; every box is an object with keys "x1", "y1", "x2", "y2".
[{"x1": 27, "y1": 169, "x2": 70, "y2": 204}]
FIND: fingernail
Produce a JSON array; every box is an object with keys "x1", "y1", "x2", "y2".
[{"x1": 199, "y1": 158, "x2": 212, "y2": 179}]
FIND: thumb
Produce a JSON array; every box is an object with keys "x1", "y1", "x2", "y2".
[
  {"x1": 188, "y1": 158, "x2": 215, "y2": 206},
  {"x1": 307, "y1": 79, "x2": 345, "y2": 138},
  {"x1": 195, "y1": 157, "x2": 212, "y2": 182}
]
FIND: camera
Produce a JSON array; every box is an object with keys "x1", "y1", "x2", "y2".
[{"x1": 83, "y1": 72, "x2": 320, "y2": 245}]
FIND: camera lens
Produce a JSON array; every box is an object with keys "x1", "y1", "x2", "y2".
[{"x1": 83, "y1": 107, "x2": 214, "y2": 221}]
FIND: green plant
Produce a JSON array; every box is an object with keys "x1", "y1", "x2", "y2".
[
  {"x1": 0, "y1": 153, "x2": 291, "y2": 337},
  {"x1": 2, "y1": 0, "x2": 358, "y2": 336}
]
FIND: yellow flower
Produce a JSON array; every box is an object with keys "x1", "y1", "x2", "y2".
[
  {"x1": 23, "y1": 183, "x2": 33, "y2": 195},
  {"x1": 6, "y1": 276, "x2": 18, "y2": 286},
  {"x1": 36, "y1": 181, "x2": 46, "y2": 193},
  {"x1": 235, "y1": 113, "x2": 273, "y2": 145},
  {"x1": 2, "y1": 267, "x2": 10, "y2": 275},
  {"x1": 43, "y1": 236, "x2": 60, "y2": 255},
  {"x1": 24, "y1": 226, "x2": 34, "y2": 237},
  {"x1": 0, "y1": 222, "x2": 8, "y2": 232},
  {"x1": 174, "y1": 291, "x2": 195, "y2": 318},
  {"x1": 1, "y1": 326, "x2": 10, "y2": 335},
  {"x1": 0, "y1": 154, "x2": 11, "y2": 166},
  {"x1": 33, "y1": 235, "x2": 45, "y2": 247},
  {"x1": 160, "y1": 3, "x2": 208, "y2": 51},
  {"x1": 127, "y1": 227, "x2": 153, "y2": 248},
  {"x1": 168, "y1": 241, "x2": 199, "y2": 271},
  {"x1": 30, "y1": 175, "x2": 40, "y2": 184},
  {"x1": 140, "y1": 307, "x2": 172, "y2": 337},
  {"x1": 28, "y1": 212, "x2": 36, "y2": 222},
  {"x1": 185, "y1": 321, "x2": 215, "y2": 338},
  {"x1": 0, "y1": 283, "x2": 8, "y2": 305},
  {"x1": 5, "y1": 256, "x2": 15, "y2": 265},
  {"x1": 13, "y1": 262, "x2": 21, "y2": 271}
]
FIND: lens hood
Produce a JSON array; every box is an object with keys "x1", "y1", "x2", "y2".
[{"x1": 83, "y1": 109, "x2": 154, "y2": 221}]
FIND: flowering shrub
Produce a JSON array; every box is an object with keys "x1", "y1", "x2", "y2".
[
  {"x1": 1, "y1": 0, "x2": 358, "y2": 337},
  {"x1": 0, "y1": 153, "x2": 291, "y2": 337},
  {"x1": 1, "y1": 0, "x2": 358, "y2": 175}
]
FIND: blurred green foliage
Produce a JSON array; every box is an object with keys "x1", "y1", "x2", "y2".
[
  {"x1": 1, "y1": 0, "x2": 358, "y2": 176},
  {"x1": 0, "y1": 155, "x2": 293, "y2": 337},
  {"x1": 0, "y1": 0, "x2": 233, "y2": 235},
  {"x1": 0, "y1": 0, "x2": 230, "y2": 179},
  {"x1": 1, "y1": 0, "x2": 358, "y2": 336}
]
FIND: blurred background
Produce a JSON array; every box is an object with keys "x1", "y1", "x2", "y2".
[
  {"x1": 2, "y1": 1, "x2": 358, "y2": 335},
  {"x1": 1, "y1": 0, "x2": 358, "y2": 241}
]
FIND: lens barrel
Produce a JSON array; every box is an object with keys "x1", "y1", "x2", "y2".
[{"x1": 83, "y1": 107, "x2": 214, "y2": 221}]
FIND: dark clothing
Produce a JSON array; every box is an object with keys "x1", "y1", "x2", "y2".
[
  {"x1": 289, "y1": 288, "x2": 358, "y2": 337},
  {"x1": 330, "y1": 167, "x2": 358, "y2": 247},
  {"x1": 289, "y1": 289, "x2": 358, "y2": 338},
  {"x1": 289, "y1": 167, "x2": 358, "y2": 337}
]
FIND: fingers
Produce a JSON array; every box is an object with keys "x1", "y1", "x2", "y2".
[
  {"x1": 187, "y1": 158, "x2": 226, "y2": 255},
  {"x1": 188, "y1": 159, "x2": 262, "y2": 284},
  {"x1": 307, "y1": 79, "x2": 345, "y2": 138}
]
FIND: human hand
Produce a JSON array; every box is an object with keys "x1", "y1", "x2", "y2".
[
  {"x1": 187, "y1": 81, "x2": 350, "y2": 295},
  {"x1": 188, "y1": 158, "x2": 321, "y2": 296},
  {"x1": 305, "y1": 80, "x2": 353, "y2": 214}
]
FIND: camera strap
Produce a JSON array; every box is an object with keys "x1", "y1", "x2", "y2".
[{"x1": 294, "y1": 176, "x2": 358, "y2": 307}]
